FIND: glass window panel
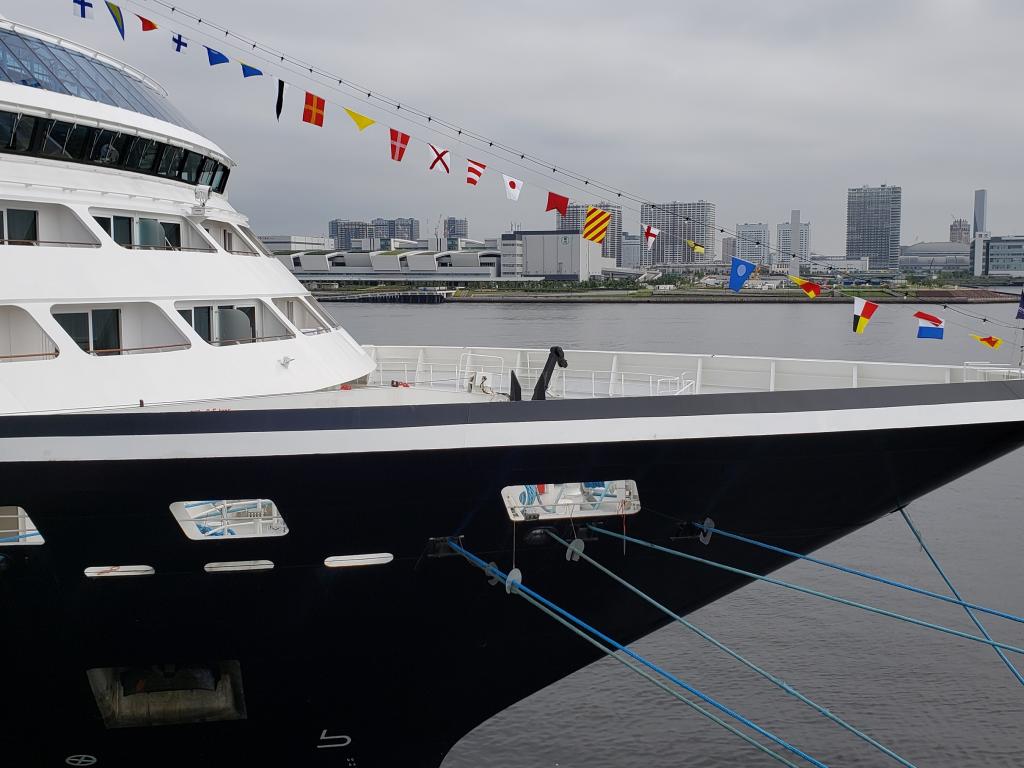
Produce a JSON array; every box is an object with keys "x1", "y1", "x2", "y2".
[
  {"x1": 90, "y1": 129, "x2": 120, "y2": 164},
  {"x1": 198, "y1": 157, "x2": 217, "y2": 187},
  {"x1": 55, "y1": 312, "x2": 89, "y2": 351},
  {"x1": 0, "y1": 32, "x2": 67, "y2": 94},
  {"x1": 90, "y1": 60, "x2": 150, "y2": 115},
  {"x1": 193, "y1": 306, "x2": 212, "y2": 342},
  {"x1": 112, "y1": 217, "x2": 133, "y2": 247},
  {"x1": 64, "y1": 124, "x2": 96, "y2": 161},
  {"x1": 137, "y1": 140, "x2": 160, "y2": 172},
  {"x1": 157, "y1": 145, "x2": 184, "y2": 178},
  {"x1": 211, "y1": 164, "x2": 226, "y2": 193},
  {"x1": 7, "y1": 209, "x2": 37, "y2": 243},
  {"x1": 11, "y1": 115, "x2": 37, "y2": 152},
  {"x1": 91, "y1": 309, "x2": 121, "y2": 356},
  {"x1": 20, "y1": 37, "x2": 90, "y2": 100},
  {"x1": 0, "y1": 112, "x2": 15, "y2": 148},
  {"x1": 177, "y1": 309, "x2": 193, "y2": 326},
  {"x1": 47, "y1": 45, "x2": 117, "y2": 108},
  {"x1": 69, "y1": 52, "x2": 133, "y2": 111},
  {"x1": 40, "y1": 120, "x2": 71, "y2": 158},
  {"x1": 138, "y1": 219, "x2": 163, "y2": 248},
  {"x1": 0, "y1": 213, "x2": 5, "y2": 241},
  {"x1": 93, "y1": 216, "x2": 112, "y2": 236},
  {"x1": 179, "y1": 152, "x2": 203, "y2": 184},
  {"x1": 161, "y1": 222, "x2": 181, "y2": 249}
]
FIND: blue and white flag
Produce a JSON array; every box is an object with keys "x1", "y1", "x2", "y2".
[
  {"x1": 240, "y1": 63, "x2": 264, "y2": 78},
  {"x1": 172, "y1": 33, "x2": 188, "y2": 53},
  {"x1": 728, "y1": 256, "x2": 756, "y2": 293},
  {"x1": 1017, "y1": 289, "x2": 1024, "y2": 321},
  {"x1": 205, "y1": 47, "x2": 229, "y2": 66},
  {"x1": 913, "y1": 311, "x2": 944, "y2": 340},
  {"x1": 72, "y1": 0, "x2": 94, "y2": 19}
]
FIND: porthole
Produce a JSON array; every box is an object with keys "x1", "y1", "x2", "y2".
[
  {"x1": 170, "y1": 500, "x2": 287, "y2": 540},
  {"x1": 324, "y1": 553, "x2": 394, "y2": 568},
  {"x1": 501, "y1": 480, "x2": 641, "y2": 522},
  {"x1": 204, "y1": 560, "x2": 274, "y2": 573}
]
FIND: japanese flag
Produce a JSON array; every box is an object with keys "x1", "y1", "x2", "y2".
[{"x1": 503, "y1": 175, "x2": 523, "y2": 201}]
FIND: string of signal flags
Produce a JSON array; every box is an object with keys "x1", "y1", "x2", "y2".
[{"x1": 70, "y1": 0, "x2": 1024, "y2": 353}]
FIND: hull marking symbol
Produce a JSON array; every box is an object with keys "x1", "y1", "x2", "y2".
[
  {"x1": 317, "y1": 730, "x2": 352, "y2": 749},
  {"x1": 65, "y1": 758, "x2": 98, "y2": 767}
]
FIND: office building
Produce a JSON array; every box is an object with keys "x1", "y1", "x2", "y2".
[
  {"x1": 640, "y1": 200, "x2": 716, "y2": 265},
  {"x1": 973, "y1": 190, "x2": 988, "y2": 237},
  {"x1": 500, "y1": 230, "x2": 615, "y2": 281},
  {"x1": 557, "y1": 202, "x2": 622, "y2": 266},
  {"x1": 777, "y1": 215, "x2": 810, "y2": 272},
  {"x1": 846, "y1": 185, "x2": 902, "y2": 270},
  {"x1": 971, "y1": 235, "x2": 1024, "y2": 277},
  {"x1": 372, "y1": 217, "x2": 421, "y2": 241},
  {"x1": 443, "y1": 217, "x2": 469, "y2": 239},
  {"x1": 621, "y1": 232, "x2": 642, "y2": 270},
  {"x1": 257, "y1": 234, "x2": 331, "y2": 252},
  {"x1": 950, "y1": 218, "x2": 970, "y2": 246},
  {"x1": 735, "y1": 223, "x2": 770, "y2": 265},
  {"x1": 900, "y1": 242, "x2": 969, "y2": 273},
  {"x1": 328, "y1": 219, "x2": 373, "y2": 251},
  {"x1": 721, "y1": 236, "x2": 736, "y2": 261}
]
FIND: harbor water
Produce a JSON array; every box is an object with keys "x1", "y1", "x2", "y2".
[{"x1": 332, "y1": 301, "x2": 1024, "y2": 767}]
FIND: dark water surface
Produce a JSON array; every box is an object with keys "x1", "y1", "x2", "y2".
[{"x1": 331, "y1": 301, "x2": 1024, "y2": 768}]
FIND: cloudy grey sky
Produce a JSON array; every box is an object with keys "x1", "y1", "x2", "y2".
[{"x1": 11, "y1": 0, "x2": 1024, "y2": 252}]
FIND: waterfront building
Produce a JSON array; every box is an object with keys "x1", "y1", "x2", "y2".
[
  {"x1": 970, "y1": 235, "x2": 1024, "y2": 277},
  {"x1": 899, "y1": 242, "x2": 970, "y2": 273},
  {"x1": 621, "y1": 232, "x2": 642, "y2": 270},
  {"x1": 328, "y1": 219, "x2": 373, "y2": 251},
  {"x1": 721, "y1": 236, "x2": 737, "y2": 261},
  {"x1": 372, "y1": 217, "x2": 421, "y2": 241},
  {"x1": 258, "y1": 234, "x2": 331, "y2": 252},
  {"x1": 776, "y1": 217, "x2": 810, "y2": 272},
  {"x1": 950, "y1": 218, "x2": 970, "y2": 245},
  {"x1": 500, "y1": 230, "x2": 615, "y2": 281},
  {"x1": 557, "y1": 202, "x2": 622, "y2": 266},
  {"x1": 443, "y1": 217, "x2": 469, "y2": 238},
  {"x1": 846, "y1": 185, "x2": 902, "y2": 270},
  {"x1": 735, "y1": 223, "x2": 770, "y2": 265},
  {"x1": 640, "y1": 200, "x2": 716, "y2": 264}
]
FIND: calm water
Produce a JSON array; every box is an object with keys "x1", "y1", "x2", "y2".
[{"x1": 332, "y1": 301, "x2": 1024, "y2": 768}]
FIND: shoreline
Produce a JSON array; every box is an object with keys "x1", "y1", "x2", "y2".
[{"x1": 444, "y1": 293, "x2": 1018, "y2": 305}]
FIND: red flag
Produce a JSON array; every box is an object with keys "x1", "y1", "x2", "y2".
[
  {"x1": 136, "y1": 14, "x2": 158, "y2": 31},
  {"x1": 466, "y1": 159, "x2": 486, "y2": 185},
  {"x1": 546, "y1": 192, "x2": 569, "y2": 217},
  {"x1": 302, "y1": 92, "x2": 325, "y2": 127},
  {"x1": 390, "y1": 129, "x2": 410, "y2": 162}
]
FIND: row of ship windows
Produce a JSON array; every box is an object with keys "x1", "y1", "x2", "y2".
[
  {"x1": 0, "y1": 295, "x2": 340, "y2": 361},
  {"x1": 0, "y1": 503, "x2": 393, "y2": 576},
  {"x1": 0, "y1": 110, "x2": 229, "y2": 193}
]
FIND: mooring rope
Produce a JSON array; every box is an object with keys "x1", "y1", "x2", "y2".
[
  {"x1": 898, "y1": 508, "x2": 1024, "y2": 687},
  {"x1": 689, "y1": 521, "x2": 1024, "y2": 627},
  {"x1": 544, "y1": 530, "x2": 916, "y2": 767},
  {"x1": 587, "y1": 526, "x2": 1024, "y2": 656},
  {"x1": 446, "y1": 538, "x2": 829, "y2": 767}
]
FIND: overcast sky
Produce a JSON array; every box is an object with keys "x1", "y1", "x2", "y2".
[{"x1": 11, "y1": 0, "x2": 1024, "y2": 253}]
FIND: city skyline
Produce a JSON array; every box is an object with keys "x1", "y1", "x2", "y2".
[{"x1": 17, "y1": 2, "x2": 1024, "y2": 256}]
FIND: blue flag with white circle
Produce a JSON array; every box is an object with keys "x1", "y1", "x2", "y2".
[{"x1": 728, "y1": 257, "x2": 756, "y2": 293}]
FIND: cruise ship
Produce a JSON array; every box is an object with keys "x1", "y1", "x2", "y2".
[{"x1": 2, "y1": 17, "x2": 1024, "y2": 768}]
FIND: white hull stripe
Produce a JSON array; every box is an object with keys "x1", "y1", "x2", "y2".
[{"x1": 1, "y1": 398, "x2": 1022, "y2": 463}]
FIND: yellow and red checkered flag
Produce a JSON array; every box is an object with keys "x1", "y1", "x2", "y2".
[
  {"x1": 302, "y1": 92, "x2": 325, "y2": 127},
  {"x1": 583, "y1": 207, "x2": 612, "y2": 244}
]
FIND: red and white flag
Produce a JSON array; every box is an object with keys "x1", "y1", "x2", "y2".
[
  {"x1": 428, "y1": 144, "x2": 450, "y2": 174},
  {"x1": 390, "y1": 129, "x2": 410, "y2": 162},
  {"x1": 643, "y1": 225, "x2": 660, "y2": 251},
  {"x1": 466, "y1": 159, "x2": 486, "y2": 185},
  {"x1": 502, "y1": 174, "x2": 523, "y2": 201}
]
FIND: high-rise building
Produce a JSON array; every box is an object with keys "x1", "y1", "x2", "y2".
[
  {"x1": 721, "y1": 236, "x2": 737, "y2": 261},
  {"x1": 371, "y1": 217, "x2": 421, "y2": 241},
  {"x1": 443, "y1": 217, "x2": 469, "y2": 238},
  {"x1": 776, "y1": 217, "x2": 811, "y2": 271},
  {"x1": 949, "y1": 218, "x2": 970, "y2": 245},
  {"x1": 735, "y1": 223, "x2": 770, "y2": 265},
  {"x1": 621, "y1": 232, "x2": 642, "y2": 270},
  {"x1": 328, "y1": 219, "x2": 373, "y2": 251},
  {"x1": 557, "y1": 202, "x2": 622, "y2": 265},
  {"x1": 640, "y1": 201, "x2": 716, "y2": 265},
  {"x1": 973, "y1": 189, "x2": 988, "y2": 237},
  {"x1": 846, "y1": 185, "x2": 902, "y2": 270}
]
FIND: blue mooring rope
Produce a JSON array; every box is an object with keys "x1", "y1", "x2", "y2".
[
  {"x1": 446, "y1": 538, "x2": 830, "y2": 768},
  {"x1": 545, "y1": 530, "x2": 916, "y2": 767},
  {"x1": 897, "y1": 508, "x2": 1024, "y2": 688},
  {"x1": 587, "y1": 526, "x2": 1024, "y2": 657},
  {"x1": 690, "y1": 521, "x2": 1024, "y2": 627}
]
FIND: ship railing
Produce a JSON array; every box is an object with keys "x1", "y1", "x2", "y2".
[
  {"x1": 962, "y1": 362, "x2": 1024, "y2": 382},
  {"x1": 209, "y1": 333, "x2": 294, "y2": 347},
  {"x1": 0, "y1": 238, "x2": 101, "y2": 247},
  {"x1": 122, "y1": 244, "x2": 218, "y2": 253},
  {"x1": 90, "y1": 342, "x2": 191, "y2": 356},
  {"x1": 0, "y1": 350, "x2": 59, "y2": 362}
]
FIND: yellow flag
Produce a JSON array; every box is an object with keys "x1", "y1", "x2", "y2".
[
  {"x1": 686, "y1": 239, "x2": 705, "y2": 255},
  {"x1": 971, "y1": 334, "x2": 1004, "y2": 349},
  {"x1": 344, "y1": 108, "x2": 376, "y2": 131}
]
